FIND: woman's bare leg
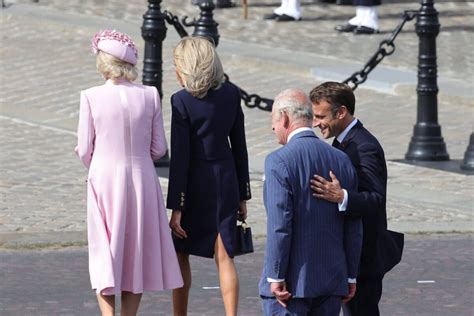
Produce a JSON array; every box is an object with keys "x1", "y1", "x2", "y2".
[
  {"x1": 121, "y1": 291, "x2": 142, "y2": 316},
  {"x1": 214, "y1": 234, "x2": 239, "y2": 316},
  {"x1": 97, "y1": 293, "x2": 115, "y2": 316},
  {"x1": 173, "y1": 252, "x2": 191, "y2": 316}
]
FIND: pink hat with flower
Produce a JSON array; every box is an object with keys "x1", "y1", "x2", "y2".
[{"x1": 91, "y1": 29, "x2": 138, "y2": 65}]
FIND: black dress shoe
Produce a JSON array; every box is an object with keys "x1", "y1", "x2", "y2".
[
  {"x1": 335, "y1": 23, "x2": 357, "y2": 32},
  {"x1": 353, "y1": 26, "x2": 379, "y2": 34},
  {"x1": 276, "y1": 14, "x2": 301, "y2": 22},
  {"x1": 263, "y1": 12, "x2": 280, "y2": 20}
]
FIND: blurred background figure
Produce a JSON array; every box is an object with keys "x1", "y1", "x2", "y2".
[
  {"x1": 335, "y1": 0, "x2": 380, "y2": 34},
  {"x1": 263, "y1": 0, "x2": 302, "y2": 22}
]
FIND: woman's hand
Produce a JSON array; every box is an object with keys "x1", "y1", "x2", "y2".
[
  {"x1": 170, "y1": 210, "x2": 187, "y2": 239},
  {"x1": 238, "y1": 200, "x2": 248, "y2": 221}
]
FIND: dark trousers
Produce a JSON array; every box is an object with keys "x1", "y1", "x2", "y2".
[
  {"x1": 344, "y1": 278, "x2": 383, "y2": 316},
  {"x1": 262, "y1": 296, "x2": 341, "y2": 316}
]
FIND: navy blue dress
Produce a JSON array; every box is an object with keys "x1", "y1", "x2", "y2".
[{"x1": 166, "y1": 82, "x2": 251, "y2": 258}]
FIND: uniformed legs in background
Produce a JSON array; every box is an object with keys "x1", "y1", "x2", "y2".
[
  {"x1": 335, "y1": 0, "x2": 380, "y2": 34},
  {"x1": 263, "y1": 0, "x2": 302, "y2": 22}
]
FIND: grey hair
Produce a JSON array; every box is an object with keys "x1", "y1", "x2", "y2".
[{"x1": 273, "y1": 88, "x2": 313, "y2": 124}]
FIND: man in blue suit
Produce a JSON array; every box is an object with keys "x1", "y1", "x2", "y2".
[
  {"x1": 309, "y1": 82, "x2": 403, "y2": 316},
  {"x1": 259, "y1": 88, "x2": 363, "y2": 315}
]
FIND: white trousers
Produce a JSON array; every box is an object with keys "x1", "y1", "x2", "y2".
[
  {"x1": 349, "y1": 6, "x2": 379, "y2": 30},
  {"x1": 273, "y1": 0, "x2": 301, "y2": 20}
]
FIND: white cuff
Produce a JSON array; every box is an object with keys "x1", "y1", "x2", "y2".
[
  {"x1": 338, "y1": 189, "x2": 348, "y2": 212},
  {"x1": 267, "y1": 277, "x2": 285, "y2": 283},
  {"x1": 348, "y1": 278, "x2": 357, "y2": 284}
]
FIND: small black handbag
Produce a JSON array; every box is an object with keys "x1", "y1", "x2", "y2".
[{"x1": 234, "y1": 220, "x2": 254, "y2": 256}]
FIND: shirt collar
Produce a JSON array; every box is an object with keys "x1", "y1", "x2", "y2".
[
  {"x1": 288, "y1": 127, "x2": 314, "y2": 142},
  {"x1": 336, "y1": 118, "x2": 358, "y2": 143}
]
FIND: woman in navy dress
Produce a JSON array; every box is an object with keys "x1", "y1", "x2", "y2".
[{"x1": 166, "y1": 37, "x2": 251, "y2": 316}]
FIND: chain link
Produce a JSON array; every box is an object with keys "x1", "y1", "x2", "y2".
[
  {"x1": 224, "y1": 74, "x2": 273, "y2": 111},
  {"x1": 163, "y1": 10, "x2": 189, "y2": 38},
  {"x1": 343, "y1": 10, "x2": 418, "y2": 90}
]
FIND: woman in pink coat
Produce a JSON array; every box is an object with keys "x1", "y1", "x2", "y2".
[{"x1": 75, "y1": 30, "x2": 183, "y2": 316}]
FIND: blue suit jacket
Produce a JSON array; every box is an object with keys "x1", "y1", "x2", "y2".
[{"x1": 259, "y1": 130, "x2": 363, "y2": 298}]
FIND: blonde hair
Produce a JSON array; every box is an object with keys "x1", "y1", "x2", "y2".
[
  {"x1": 96, "y1": 51, "x2": 138, "y2": 81},
  {"x1": 173, "y1": 37, "x2": 224, "y2": 98}
]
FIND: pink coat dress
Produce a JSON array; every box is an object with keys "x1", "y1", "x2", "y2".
[{"x1": 75, "y1": 79, "x2": 183, "y2": 295}]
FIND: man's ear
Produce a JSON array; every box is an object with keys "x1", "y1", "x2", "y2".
[
  {"x1": 283, "y1": 112, "x2": 290, "y2": 128},
  {"x1": 338, "y1": 106, "x2": 348, "y2": 119}
]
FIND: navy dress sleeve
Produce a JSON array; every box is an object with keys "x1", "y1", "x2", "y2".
[
  {"x1": 229, "y1": 90, "x2": 252, "y2": 201},
  {"x1": 167, "y1": 93, "x2": 191, "y2": 212}
]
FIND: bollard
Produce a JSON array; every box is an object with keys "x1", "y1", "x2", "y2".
[
  {"x1": 405, "y1": 0, "x2": 449, "y2": 161},
  {"x1": 142, "y1": 0, "x2": 167, "y2": 98},
  {"x1": 460, "y1": 133, "x2": 474, "y2": 170},
  {"x1": 142, "y1": 0, "x2": 169, "y2": 166},
  {"x1": 183, "y1": 0, "x2": 220, "y2": 47}
]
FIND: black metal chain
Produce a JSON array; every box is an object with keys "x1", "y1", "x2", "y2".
[
  {"x1": 163, "y1": 10, "x2": 189, "y2": 38},
  {"x1": 343, "y1": 10, "x2": 418, "y2": 90},
  {"x1": 224, "y1": 74, "x2": 273, "y2": 112}
]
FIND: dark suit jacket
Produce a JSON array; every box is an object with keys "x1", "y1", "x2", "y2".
[
  {"x1": 337, "y1": 120, "x2": 388, "y2": 279},
  {"x1": 259, "y1": 130, "x2": 363, "y2": 298},
  {"x1": 166, "y1": 82, "x2": 251, "y2": 257}
]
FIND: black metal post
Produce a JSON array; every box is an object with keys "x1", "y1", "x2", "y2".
[
  {"x1": 405, "y1": 0, "x2": 449, "y2": 161},
  {"x1": 461, "y1": 133, "x2": 474, "y2": 170},
  {"x1": 184, "y1": 0, "x2": 220, "y2": 47},
  {"x1": 142, "y1": 0, "x2": 167, "y2": 97},
  {"x1": 142, "y1": 0, "x2": 169, "y2": 166}
]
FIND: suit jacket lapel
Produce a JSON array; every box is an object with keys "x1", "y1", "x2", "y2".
[{"x1": 338, "y1": 120, "x2": 363, "y2": 151}]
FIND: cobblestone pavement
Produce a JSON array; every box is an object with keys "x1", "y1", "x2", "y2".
[
  {"x1": 0, "y1": 1, "x2": 473, "y2": 313},
  {"x1": 1, "y1": 2, "x2": 472, "y2": 246},
  {"x1": 10, "y1": 0, "x2": 474, "y2": 82},
  {"x1": 0, "y1": 234, "x2": 473, "y2": 315}
]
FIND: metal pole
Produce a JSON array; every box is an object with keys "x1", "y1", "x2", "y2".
[
  {"x1": 461, "y1": 133, "x2": 474, "y2": 170},
  {"x1": 142, "y1": 0, "x2": 169, "y2": 166},
  {"x1": 405, "y1": 0, "x2": 449, "y2": 161},
  {"x1": 142, "y1": 0, "x2": 167, "y2": 97},
  {"x1": 191, "y1": 0, "x2": 220, "y2": 47}
]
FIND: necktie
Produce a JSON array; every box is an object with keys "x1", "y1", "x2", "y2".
[{"x1": 332, "y1": 138, "x2": 340, "y2": 149}]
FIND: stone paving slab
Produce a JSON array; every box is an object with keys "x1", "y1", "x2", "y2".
[
  {"x1": 9, "y1": 0, "x2": 474, "y2": 83},
  {"x1": 0, "y1": 234, "x2": 473, "y2": 315}
]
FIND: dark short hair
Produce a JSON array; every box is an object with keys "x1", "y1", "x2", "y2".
[{"x1": 309, "y1": 82, "x2": 355, "y2": 116}]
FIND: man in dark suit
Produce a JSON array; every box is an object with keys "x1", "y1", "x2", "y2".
[
  {"x1": 309, "y1": 82, "x2": 389, "y2": 316},
  {"x1": 259, "y1": 88, "x2": 363, "y2": 315}
]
